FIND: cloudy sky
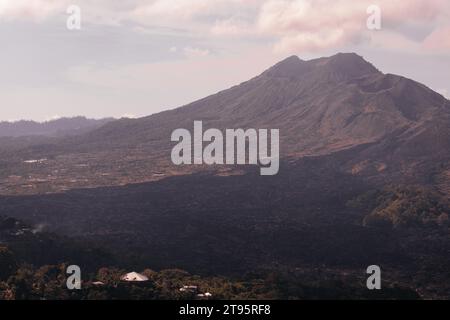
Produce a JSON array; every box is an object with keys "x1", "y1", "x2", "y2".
[{"x1": 1, "y1": 0, "x2": 450, "y2": 121}]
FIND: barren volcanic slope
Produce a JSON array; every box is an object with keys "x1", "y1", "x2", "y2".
[{"x1": 1, "y1": 53, "x2": 449, "y2": 195}]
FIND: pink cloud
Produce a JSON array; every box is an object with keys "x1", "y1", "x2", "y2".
[
  {"x1": 423, "y1": 27, "x2": 450, "y2": 52},
  {"x1": 0, "y1": 0, "x2": 66, "y2": 21},
  {"x1": 256, "y1": 0, "x2": 450, "y2": 53},
  {"x1": 1, "y1": 0, "x2": 449, "y2": 55}
]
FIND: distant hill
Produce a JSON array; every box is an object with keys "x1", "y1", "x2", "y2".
[{"x1": 0, "y1": 117, "x2": 115, "y2": 138}]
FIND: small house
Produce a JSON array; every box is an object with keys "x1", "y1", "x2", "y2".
[
  {"x1": 120, "y1": 272, "x2": 149, "y2": 282},
  {"x1": 179, "y1": 285, "x2": 198, "y2": 293}
]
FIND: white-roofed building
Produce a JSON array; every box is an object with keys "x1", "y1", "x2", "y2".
[{"x1": 120, "y1": 272, "x2": 149, "y2": 282}]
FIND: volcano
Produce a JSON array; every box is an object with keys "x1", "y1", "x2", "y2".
[{"x1": 3, "y1": 52, "x2": 449, "y2": 194}]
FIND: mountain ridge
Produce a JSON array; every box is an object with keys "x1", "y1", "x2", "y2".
[
  {"x1": 0, "y1": 116, "x2": 115, "y2": 138},
  {"x1": 0, "y1": 52, "x2": 449, "y2": 194},
  {"x1": 75, "y1": 52, "x2": 447, "y2": 158}
]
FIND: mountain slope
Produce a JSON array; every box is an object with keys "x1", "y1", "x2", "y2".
[{"x1": 1, "y1": 53, "x2": 449, "y2": 194}]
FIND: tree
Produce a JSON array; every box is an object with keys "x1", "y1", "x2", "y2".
[{"x1": 0, "y1": 246, "x2": 17, "y2": 281}]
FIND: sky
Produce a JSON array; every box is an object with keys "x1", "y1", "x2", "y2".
[{"x1": 1, "y1": 0, "x2": 450, "y2": 122}]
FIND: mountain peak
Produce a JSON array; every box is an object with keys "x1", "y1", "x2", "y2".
[
  {"x1": 313, "y1": 52, "x2": 372, "y2": 66},
  {"x1": 310, "y1": 52, "x2": 380, "y2": 78},
  {"x1": 263, "y1": 55, "x2": 309, "y2": 78},
  {"x1": 280, "y1": 55, "x2": 303, "y2": 63},
  {"x1": 265, "y1": 52, "x2": 380, "y2": 80}
]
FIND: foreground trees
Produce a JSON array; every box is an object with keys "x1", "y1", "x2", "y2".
[{"x1": 0, "y1": 262, "x2": 420, "y2": 300}]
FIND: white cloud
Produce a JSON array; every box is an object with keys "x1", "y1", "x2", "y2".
[
  {"x1": 121, "y1": 113, "x2": 138, "y2": 119},
  {"x1": 132, "y1": 0, "x2": 213, "y2": 20},
  {"x1": 168, "y1": 46, "x2": 211, "y2": 58},
  {"x1": 45, "y1": 114, "x2": 61, "y2": 121},
  {"x1": 183, "y1": 46, "x2": 210, "y2": 58},
  {"x1": 132, "y1": 0, "x2": 258, "y2": 20},
  {"x1": 211, "y1": 17, "x2": 254, "y2": 36},
  {"x1": 436, "y1": 88, "x2": 449, "y2": 99}
]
